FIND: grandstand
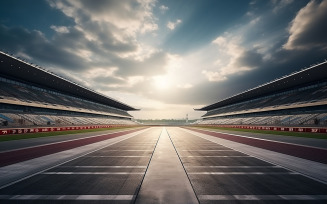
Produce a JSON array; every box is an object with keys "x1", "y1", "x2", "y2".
[
  {"x1": 195, "y1": 62, "x2": 327, "y2": 127},
  {"x1": 0, "y1": 51, "x2": 139, "y2": 128}
]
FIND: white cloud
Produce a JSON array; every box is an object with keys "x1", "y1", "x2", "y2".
[
  {"x1": 272, "y1": 0, "x2": 294, "y2": 13},
  {"x1": 177, "y1": 83, "x2": 193, "y2": 89},
  {"x1": 159, "y1": 5, "x2": 169, "y2": 13},
  {"x1": 283, "y1": 0, "x2": 327, "y2": 50},
  {"x1": 202, "y1": 70, "x2": 228, "y2": 82},
  {"x1": 50, "y1": 25, "x2": 70, "y2": 33},
  {"x1": 38, "y1": 0, "x2": 192, "y2": 113},
  {"x1": 202, "y1": 36, "x2": 244, "y2": 81},
  {"x1": 8, "y1": 0, "x2": 325, "y2": 119},
  {"x1": 250, "y1": 17, "x2": 261, "y2": 25},
  {"x1": 201, "y1": 34, "x2": 262, "y2": 82},
  {"x1": 45, "y1": 0, "x2": 169, "y2": 79},
  {"x1": 167, "y1": 19, "x2": 182, "y2": 30},
  {"x1": 49, "y1": 0, "x2": 158, "y2": 37}
]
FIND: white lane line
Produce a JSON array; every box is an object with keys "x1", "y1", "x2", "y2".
[
  {"x1": 181, "y1": 156, "x2": 250, "y2": 158},
  {"x1": 188, "y1": 128, "x2": 327, "y2": 150},
  {"x1": 180, "y1": 127, "x2": 327, "y2": 184},
  {"x1": 0, "y1": 128, "x2": 146, "y2": 154},
  {"x1": 181, "y1": 150, "x2": 234, "y2": 151},
  {"x1": 198, "y1": 195, "x2": 327, "y2": 200},
  {"x1": 59, "y1": 166, "x2": 147, "y2": 168},
  {"x1": 85, "y1": 156, "x2": 150, "y2": 158},
  {"x1": 188, "y1": 172, "x2": 300, "y2": 175},
  {"x1": 181, "y1": 144, "x2": 224, "y2": 145},
  {"x1": 116, "y1": 145, "x2": 155, "y2": 146},
  {"x1": 135, "y1": 127, "x2": 199, "y2": 204},
  {"x1": 115, "y1": 144, "x2": 155, "y2": 145},
  {"x1": 187, "y1": 166, "x2": 281, "y2": 168},
  {"x1": 119, "y1": 142, "x2": 156, "y2": 143},
  {"x1": 0, "y1": 127, "x2": 153, "y2": 190},
  {"x1": 0, "y1": 195, "x2": 135, "y2": 200},
  {"x1": 42, "y1": 172, "x2": 144, "y2": 175},
  {"x1": 104, "y1": 150, "x2": 152, "y2": 151}
]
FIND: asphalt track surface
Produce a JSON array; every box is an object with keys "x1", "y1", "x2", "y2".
[
  {"x1": 0, "y1": 127, "x2": 145, "y2": 152},
  {"x1": 188, "y1": 127, "x2": 327, "y2": 149},
  {"x1": 0, "y1": 127, "x2": 146, "y2": 167},
  {"x1": 185, "y1": 127, "x2": 327, "y2": 164},
  {"x1": 0, "y1": 127, "x2": 326, "y2": 203}
]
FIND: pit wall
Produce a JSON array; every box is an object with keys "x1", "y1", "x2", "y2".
[
  {"x1": 193, "y1": 125, "x2": 327, "y2": 134},
  {"x1": 0, "y1": 125, "x2": 140, "y2": 136}
]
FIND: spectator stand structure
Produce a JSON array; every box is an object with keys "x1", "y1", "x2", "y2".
[
  {"x1": 0, "y1": 51, "x2": 139, "y2": 133},
  {"x1": 195, "y1": 61, "x2": 327, "y2": 132}
]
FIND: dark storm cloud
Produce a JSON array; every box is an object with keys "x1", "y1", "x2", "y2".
[
  {"x1": 236, "y1": 49, "x2": 263, "y2": 68},
  {"x1": 98, "y1": 35, "x2": 326, "y2": 107},
  {"x1": 78, "y1": 20, "x2": 138, "y2": 53},
  {"x1": 89, "y1": 75, "x2": 128, "y2": 93},
  {"x1": 78, "y1": 0, "x2": 143, "y2": 20},
  {"x1": 80, "y1": 0, "x2": 142, "y2": 15},
  {"x1": 1, "y1": 0, "x2": 326, "y2": 111},
  {"x1": 161, "y1": 50, "x2": 326, "y2": 106},
  {"x1": 284, "y1": 0, "x2": 327, "y2": 50},
  {"x1": 0, "y1": 4, "x2": 162, "y2": 78},
  {"x1": 0, "y1": 21, "x2": 165, "y2": 80},
  {"x1": 0, "y1": 24, "x2": 87, "y2": 70},
  {"x1": 91, "y1": 75, "x2": 125, "y2": 87},
  {"x1": 79, "y1": 0, "x2": 119, "y2": 12},
  {"x1": 52, "y1": 27, "x2": 85, "y2": 49},
  {"x1": 0, "y1": 0, "x2": 164, "y2": 93}
]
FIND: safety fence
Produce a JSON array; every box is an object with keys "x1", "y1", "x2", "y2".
[
  {"x1": 193, "y1": 125, "x2": 327, "y2": 133},
  {"x1": 0, "y1": 125, "x2": 138, "y2": 136}
]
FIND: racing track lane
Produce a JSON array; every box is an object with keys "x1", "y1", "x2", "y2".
[
  {"x1": 185, "y1": 127, "x2": 327, "y2": 164},
  {"x1": 0, "y1": 127, "x2": 147, "y2": 167},
  {"x1": 0, "y1": 127, "x2": 145, "y2": 152},
  {"x1": 168, "y1": 127, "x2": 327, "y2": 204},
  {"x1": 0, "y1": 127, "x2": 162, "y2": 204}
]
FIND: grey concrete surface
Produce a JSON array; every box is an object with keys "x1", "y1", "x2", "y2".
[{"x1": 135, "y1": 128, "x2": 199, "y2": 204}]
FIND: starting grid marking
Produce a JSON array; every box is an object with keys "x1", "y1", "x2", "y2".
[
  {"x1": 187, "y1": 166, "x2": 281, "y2": 168},
  {"x1": 188, "y1": 172, "x2": 300, "y2": 175},
  {"x1": 59, "y1": 166, "x2": 147, "y2": 168},
  {"x1": 1, "y1": 194, "x2": 326, "y2": 201},
  {"x1": 85, "y1": 156, "x2": 150, "y2": 158},
  {"x1": 181, "y1": 156, "x2": 250, "y2": 158},
  {"x1": 198, "y1": 195, "x2": 327, "y2": 200},
  {"x1": 103, "y1": 150, "x2": 153, "y2": 151},
  {"x1": 0, "y1": 195, "x2": 135, "y2": 200},
  {"x1": 181, "y1": 150, "x2": 235, "y2": 151},
  {"x1": 42, "y1": 172, "x2": 144, "y2": 175}
]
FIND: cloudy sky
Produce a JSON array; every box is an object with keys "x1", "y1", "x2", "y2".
[{"x1": 1, "y1": 0, "x2": 327, "y2": 119}]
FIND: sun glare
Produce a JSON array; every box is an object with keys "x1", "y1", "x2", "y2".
[{"x1": 154, "y1": 76, "x2": 170, "y2": 90}]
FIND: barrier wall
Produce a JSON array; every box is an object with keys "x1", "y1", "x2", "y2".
[
  {"x1": 0, "y1": 125, "x2": 137, "y2": 136},
  {"x1": 194, "y1": 125, "x2": 327, "y2": 133}
]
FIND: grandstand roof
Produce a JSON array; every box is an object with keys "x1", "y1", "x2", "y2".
[
  {"x1": 0, "y1": 52, "x2": 138, "y2": 111},
  {"x1": 196, "y1": 61, "x2": 327, "y2": 111}
]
